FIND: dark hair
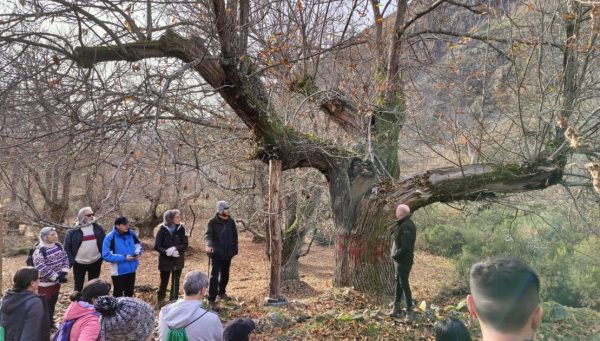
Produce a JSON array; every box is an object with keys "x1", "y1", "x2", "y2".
[
  {"x1": 114, "y1": 216, "x2": 128, "y2": 226},
  {"x1": 435, "y1": 317, "x2": 472, "y2": 341},
  {"x1": 469, "y1": 257, "x2": 540, "y2": 333},
  {"x1": 70, "y1": 278, "x2": 112, "y2": 303},
  {"x1": 12, "y1": 267, "x2": 39, "y2": 292},
  {"x1": 223, "y1": 318, "x2": 256, "y2": 341}
]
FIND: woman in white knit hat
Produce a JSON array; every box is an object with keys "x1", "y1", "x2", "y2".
[{"x1": 32, "y1": 226, "x2": 70, "y2": 328}]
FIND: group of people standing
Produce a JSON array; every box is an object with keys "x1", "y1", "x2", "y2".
[{"x1": 0, "y1": 200, "x2": 246, "y2": 341}]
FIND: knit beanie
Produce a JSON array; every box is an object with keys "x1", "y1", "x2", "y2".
[
  {"x1": 39, "y1": 226, "x2": 55, "y2": 244},
  {"x1": 216, "y1": 201, "x2": 229, "y2": 214},
  {"x1": 95, "y1": 296, "x2": 154, "y2": 341}
]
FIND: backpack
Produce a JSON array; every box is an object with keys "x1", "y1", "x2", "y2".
[
  {"x1": 166, "y1": 310, "x2": 208, "y2": 341},
  {"x1": 51, "y1": 311, "x2": 99, "y2": 341},
  {"x1": 109, "y1": 232, "x2": 140, "y2": 253},
  {"x1": 26, "y1": 242, "x2": 63, "y2": 266}
]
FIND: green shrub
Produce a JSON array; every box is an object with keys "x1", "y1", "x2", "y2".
[{"x1": 414, "y1": 203, "x2": 600, "y2": 309}]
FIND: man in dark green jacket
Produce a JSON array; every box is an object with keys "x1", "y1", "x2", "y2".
[{"x1": 390, "y1": 204, "x2": 416, "y2": 320}]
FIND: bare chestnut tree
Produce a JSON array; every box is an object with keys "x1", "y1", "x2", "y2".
[{"x1": 1, "y1": 0, "x2": 598, "y2": 294}]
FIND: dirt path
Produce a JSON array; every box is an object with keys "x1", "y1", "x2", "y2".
[{"x1": 1, "y1": 231, "x2": 455, "y2": 307}]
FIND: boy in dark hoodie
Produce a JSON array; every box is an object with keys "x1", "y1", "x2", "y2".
[{"x1": 0, "y1": 267, "x2": 50, "y2": 341}]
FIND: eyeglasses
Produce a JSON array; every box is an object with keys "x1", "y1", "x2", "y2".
[
  {"x1": 85, "y1": 213, "x2": 94, "y2": 217},
  {"x1": 223, "y1": 207, "x2": 230, "y2": 210}
]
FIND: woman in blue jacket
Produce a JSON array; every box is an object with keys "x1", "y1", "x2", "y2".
[{"x1": 102, "y1": 216, "x2": 142, "y2": 297}]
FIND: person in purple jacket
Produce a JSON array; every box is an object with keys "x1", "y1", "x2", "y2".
[{"x1": 32, "y1": 226, "x2": 70, "y2": 328}]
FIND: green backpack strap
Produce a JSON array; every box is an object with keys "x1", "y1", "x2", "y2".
[{"x1": 166, "y1": 309, "x2": 208, "y2": 341}]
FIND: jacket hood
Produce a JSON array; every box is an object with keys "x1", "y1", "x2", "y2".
[
  {"x1": 64, "y1": 301, "x2": 96, "y2": 320},
  {"x1": 0, "y1": 290, "x2": 38, "y2": 315},
  {"x1": 159, "y1": 223, "x2": 183, "y2": 232},
  {"x1": 161, "y1": 300, "x2": 206, "y2": 329}
]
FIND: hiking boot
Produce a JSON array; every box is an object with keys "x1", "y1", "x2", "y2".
[
  {"x1": 218, "y1": 293, "x2": 232, "y2": 301},
  {"x1": 403, "y1": 308, "x2": 415, "y2": 323},
  {"x1": 389, "y1": 303, "x2": 404, "y2": 318},
  {"x1": 155, "y1": 299, "x2": 167, "y2": 309},
  {"x1": 208, "y1": 300, "x2": 221, "y2": 312}
]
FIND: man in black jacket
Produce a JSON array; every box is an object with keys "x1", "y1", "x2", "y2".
[
  {"x1": 64, "y1": 207, "x2": 106, "y2": 292},
  {"x1": 204, "y1": 200, "x2": 238, "y2": 310},
  {"x1": 390, "y1": 204, "x2": 417, "y2": 320}
]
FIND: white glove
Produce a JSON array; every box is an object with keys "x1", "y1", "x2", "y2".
[
  {"x1": 172, "y1": 250, "x2": 180, "y2": 258},
  {"x1": 134, "y1": 245, "x2": 142, "y2": 255},
  {"x1": 50, "y1": 274, "x2": 58, "y2": 281},
  {"x1": 166, "y1": 247, "x2": 176, "y2": 256}
]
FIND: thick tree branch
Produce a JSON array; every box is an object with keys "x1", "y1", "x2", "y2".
[{"x1": 384, "y1": 162, "x2": 563, "y2": 211}]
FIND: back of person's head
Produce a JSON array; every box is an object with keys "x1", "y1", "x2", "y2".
[
  {"x1": 435, "y1": 317, "x2": 472, "y2": 341},
  {"x1": 12, "y1": 267, "x2": 38, "y2": 292},
  {"x1": 223, "y1": 318, "x2": 256, "y2": 341},
  {"x1": 114, "y1": 216, "x2": 128, "y2": 226},
  {"x1": 183, "y1": 270, "x2": 208, "y2": 296},
  {"x1": 468, "y1": 257, "x2": 541, "y2": 334},
  {"x1": 94, "y1": 296, "x2": 154, "y2": 341},
  {"x1": 70, "y1": 278, "x2": 112, "y2": 303}
]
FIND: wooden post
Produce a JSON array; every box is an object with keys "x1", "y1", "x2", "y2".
[{"x1": 267, "y1": 160, "x2": 282, "y2": 300}]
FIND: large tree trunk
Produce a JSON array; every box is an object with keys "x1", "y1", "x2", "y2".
[
  {"x1": 336, "y1": 198, "x2": 396, "y2": 294},
  {"x1": 334, "y1": 161, "x2": 562, "y2": 292}
]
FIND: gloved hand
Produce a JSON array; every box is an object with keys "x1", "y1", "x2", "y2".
[
  {"x1": 172, "y1": 250, "x2": 180, "y2": 258},
  {"x1": 57, "y1": 271, "x2": 68, "y2": 283},
  {"x1": 166, "y1": 246, "x2": 176, "y2": 257}
]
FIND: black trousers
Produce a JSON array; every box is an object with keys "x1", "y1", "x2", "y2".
[
  {"x1": 158, "y1": 269, "x2": 182, "y2": 301},
  {"x1": 73, "y1": 258, "x2": 103, "y2": 292},
  {"x1": 394, "y1": 262, "x2": 413, "y2": 309},
  {"x1": 112, "y1": 272, "x2": 136, "y2": 297},
  {"x1": 208, "y1": 258, "x2": 232, "y2": 301}
]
